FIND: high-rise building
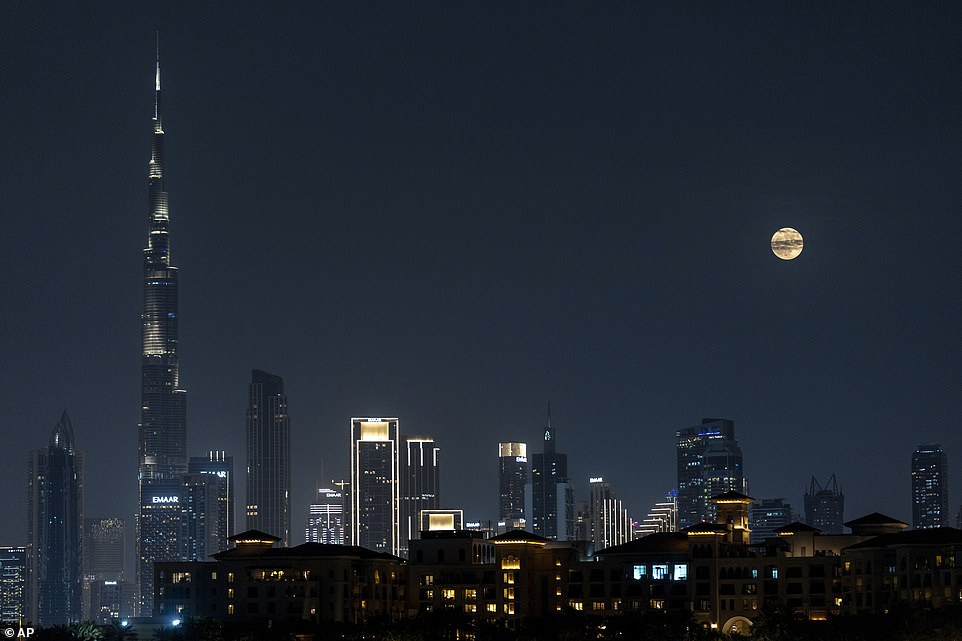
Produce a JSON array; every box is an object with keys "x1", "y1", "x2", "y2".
[
  {"x1": 246, "y1": 370, "x2": 291, "y2": 545},
  {"x1": 305, "y1": 483, "x2": 346, "y2": 545},
  {"x1": 804, "y1": 474, "x2": 844, "y2": 534},
  {"x1": 676, "y1": 418, "x2": 744, "y2": 529},
  {"x1": 188, "y1": 452, "x2": 234, "y2": 547},
  {"x1": 912, "y1": 444, "x2": 948, "y2": 529},
  {"x1": 634, "y1": 490, "x2": 678, "y2": 538},
  {"x1": 27, "y1": 411, "x2": 84, "y2": 626},
  {"x1": 584, "y1": 477, "x2": 632, "y2": 551},
  {"x1": 498, "y1": 442, "x2": 528, "y2": 528},
  {"x1": 138, "y1": 49, "x2": 188, "y2": 613},
  {"x1": 81, "y1": 518, "x2": 130, "y2": 624},
  {"x1": 531, "y1": 406, "x2": 574, "y2": 540},
  {"x1": 399, "y1": 436, "x2": 440, "y2": 558},
  {"x1": 0, "y1": 546, "x2": 26, "y2": 624},
  {"x1": 350, "y1": 418, "x2": 399, "y2": 555},
  {"x1": 750, "y1": 498, "x2": 794, "y2": 543},
  {"x1": 182, "y1": 473, "x2": 222, "y2": 561}
]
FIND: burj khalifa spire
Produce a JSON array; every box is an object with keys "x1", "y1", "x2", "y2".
[{"x1": 137, "y1": 39, "x2": 188, "y2": 613}]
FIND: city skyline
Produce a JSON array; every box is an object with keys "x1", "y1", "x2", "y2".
[{"x1": 2, "y1": 3, "x2": 961, "y2": 553}]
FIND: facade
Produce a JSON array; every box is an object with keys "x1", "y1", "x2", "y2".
[
  {"x1": 182, "y1": 473, "x2": 223, "y2": 561},
  {"x1": 0, "y1": 546, "x2": 25, "y2": 624},
  {"x1": 138, "y1": 51, "x2": 188, "y2": 613},
  {"x1": 676, "y1": 418, "x2": 744, "y2": 528},
  {"x1": 82, "y1": 517, "x2": 127, "y2": 622},
  {"x1": 155, "y1": 531, "x2": 405, "y2": 624},
  {"x1": 912, "y1": 443, "x2": 948, "y2": 529},
  {"x1": 531, "y1": 407, "x2": 574, "y2": 540},
  {"x1": 246, "y1": 370, "x2": 291, "y2": 546},
  {"x1": 188, "y1": 452, "x2": 234, "y2": 549},
  {"x1": 584, "y1": 477, "x2": 633, "y2": 552},
  {"x1": 305, "y1": 484, "x2": 346, "y2": 545},
  {"x1": 498, "y1": 442, "x2": 528, "y2": 529},
  {"x1": 749, "y1": 498, "x2": 794, "y2": 544},
  {"x1": 634, "y1": 491, "x2": 678, "y2": 537},
  {"x1": 27, "y1": 411, "x2": 84, "y2": 626},
  {"x1": 351, "y1": 418, "x2": 400, "y2": 555},
  {"x1": 804, "y1": 474, "x2": 845, "y2": 534},
  {"x1": 399, "y1": 436, "x2": 440, "y2": 558}
]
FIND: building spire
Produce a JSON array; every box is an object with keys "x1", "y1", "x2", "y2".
[{"x1": 154, "y1": 32, "x2": 161, "y2": 119}]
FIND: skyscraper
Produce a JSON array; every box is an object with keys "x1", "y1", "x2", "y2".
[
  {"x1": 246, "y1": 370, "x2": 291, "y2": 545},
  {"x1": 531, "y1": 406, "x2": 574, "y2": 540},
  {"x1": 350, "y1": 418, "x2": 399, "y2": 555},
  {"x1": 305, "y1": 483, "x2": 346, "y2": 545},
  {"x1": 82, "y1": 518, "x2": 132, "y2": 624},
  {"x1": 749, "y1": 498, "x2": 794, "y2": 544},
  {"x1": 498, "y1": 442, "x2": 528, "y2": 529},
  {"x1": 399, "y1": 436, "x2": 440, "y2": 558},
  {"x1": 188, "y1": 452, "x2": 234, "y2": 548},
  {"x1": 27, "y1": 411, "x2": 83, "y2": 626},
  {"x1": 584, "y1": 477, "x2": 632, "y2": 551},
  {"x1": 676, "y1": 418, "x2": 744, "y2": 529},
  {"x1": 182, "y1": 473, "x2": 222, "y2": 561},
  {"x1": 0, "y1": 546, "x2": 26, "y2": 624},
  {"x1": 138, "y1": 48, "x2": 188, "y2": 613},
  {"x1": 804, "y1": 474, "x2": 844, "y2": 534},
  {"x1": 912, "y1": 444, "x2": 948, "y2": 529}
]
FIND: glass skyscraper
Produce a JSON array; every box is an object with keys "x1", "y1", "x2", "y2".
[
  {"x1": 138, "y1": 49, "x2": 188, "y2": 613},
  {"x1": 27, "y1": 411, "x2": 83, "y2": 626},
  {"x1": 188, "y1": 451, "x2": 234, "y2": 550},
  {"x1": 676, "y1": 418, "x2": 744, "y2": 529},
  {"x1": 350, "y1": 418, "x2": 400, "y2": 555},
  {"x1": 498, "y1": 442, "x2": 528, "y2": 528},
  {"x1": 912, "y1": 444, "x2": 948, "y2": 529},
  {"x1": 399, "y1": 436, "x2": 440, "y2": 558},
  {"x1": 531, "y1": 407, "x2": 574, "y2": 540},
  {"x1": 804, "y1": 474, "x2": 844, "y2": 534},
  {"x1": 0, "y1": 546, "x2": 25, "y2": 624},
  {"x1": 246, "y1": 370, "x2": 291, "y2": 545}
]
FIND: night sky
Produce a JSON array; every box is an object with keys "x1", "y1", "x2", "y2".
[{"x1": 2, "y1": 3, "x2": 961, "y2": 551}]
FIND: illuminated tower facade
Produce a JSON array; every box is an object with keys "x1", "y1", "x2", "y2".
[
  {"x1": 305, "y1": 483, "x2": 346, "y2": 545},
  {"x1": 138, "y1": 48, "x2": 187, "y2": 612},
  {"x1": 246, "y1": 370, "x2": 291, "y2": 545},
  {"x1": 531, "y1": 406, "x2": 574, "y2": 540},
  {"x1": 0, "y1": 546, "x2": 26, "y2": 623},
  {"x1": 912, "y1": 444, "x2": 948, "y2": 529},
  {"x1": 188, "y1": 452, "x2": 234, "y2": 547},
  {"x1": 27, "y1": 411, "x2": 84, "y2": 626},
  {"x1": 498, "y1": 442, "x2": 528, "y2": 528},
  {"x1": 350, "y1": 418, "x2": 399, "y2": 555},
  {"x1": 399, "y1": 436, "x2": 440, "y2": 558},
  {"x1": 676, "y1": 418, "x2": 743, "y2": 528}
]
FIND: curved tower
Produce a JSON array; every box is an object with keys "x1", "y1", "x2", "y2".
[{"x1": 137, "y1": 46, "x2": 187, "y2": 613}]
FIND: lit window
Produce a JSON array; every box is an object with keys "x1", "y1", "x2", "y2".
[
  {"x1": 673, "y1": 564, "x2": 688, "y2": 581},
  {"x1": 632, "y1": 564, "x2": 646, "y2": 580},
  {"x1": 504, "y1": 587, "x2": 515, "y2": 600},
  {"x1": 421, "y1": 575, "x2": 434, "y2": 586},
  {"x1": 503, "y1": 572, "x2": 515, "y2": 584},
  {"x1": 569, "y1": 600, "x2": 583, "y2": 611},
  {"x1": 506, "y1": 603, "x2": 515, "y2": 615},
  {"x1": 650, "y1": 599, "x2": 665, "y2": 609},
  {"x1": 442, "y1": 589, "x2": 456, "y2": 601},
  {"x1": 652, "y1": 564, "x2": 669, "y2": 580},
  {"x1": 227, "y1": 604, "x2": 234, "y2": 615},
  {"x1": 464, "y1": 604, "x2": 477, "y2": 613},
  {"x1": 592, "y1": 601, "x2": 605, "y2": 611},
  {"x1": 486, "y1": 603, "x2": 497, "y2": 613},
  {"x1": 464, "y1": 589, "x2": 477, "y2": 600},
  {"x1": 501, "y1": 556, "x2": 521, "y2": 570}
]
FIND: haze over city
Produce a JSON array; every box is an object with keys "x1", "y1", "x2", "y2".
[{"x1": 1, "y1": 1, "x2": 960, "y2": 558}]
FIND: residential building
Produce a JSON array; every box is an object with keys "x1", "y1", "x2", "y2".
[{"x1": 246, "y1": 370, "x2": 291, "y2": 546}]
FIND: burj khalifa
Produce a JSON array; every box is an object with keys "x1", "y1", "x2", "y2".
[{"x1": 137, "y1": 46, "x2": 188, "y2": 613}]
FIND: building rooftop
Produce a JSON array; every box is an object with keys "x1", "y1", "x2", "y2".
[{"x1": 597, "y1": 532, "x2": 688, "y2": 556}]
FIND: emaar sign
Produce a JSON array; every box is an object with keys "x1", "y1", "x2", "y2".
[{"x1": 152, "y1": 496, "x2": 180, "y2": 504}]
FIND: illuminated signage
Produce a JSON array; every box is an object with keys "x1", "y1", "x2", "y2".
[
  {"x1": 589, "y1": 477, "x2": 603, "y2": 483},
  {"x1": 152, "y1": 496, "x2": 180, "y2": 504},
  {"x1": 515, "y1": 456, "x2": 527, "y2": 463}
]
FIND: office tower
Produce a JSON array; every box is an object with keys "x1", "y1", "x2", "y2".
[
  {"x1": 750, "y1": 498, "x2": 794, "y2": 543},
  {"x1": 804, "y1": 474, "x2": 844, "y2": 534},
  {"x1": 83, "y1": 518, "x2": 125, "y2": 581},
  {"x1": 27, "y1": 411, "x2": 83, "y2": 626},
  {"x1": 350, "y1": 418, "x2": 400, "y2": 555},
  {"x1": 0, "y1": 546, "x2": 26, "y2": 623},
  {"x1": 82, "y1": 518, "x2": 128, "y2": 623},
  {"x1": 188, "y1": 451, "x2": 234, "y2": 546},
  {"x1": 305, "y1": 483, "x2": 346, "y2": 545},
  {"x1": 399, "y1": 436, "x2": 440, "y2": 557},
  {"x1": 634, "y1": 490, "x2": 678, "y2": 538},
  {"x1": 912, "y1": 444, "x2": 948, "y2": 529},
  {"x1": 585, "y1": 477, "x2": 632, "y2": 551},
  {"x1": 246, "y1": 370, "x2": 291, "y2": 545},
  {"x1": 676, "y1": 418, "x2": 744, "y2": 529},
  {"x1": 498, "y1": 442, "x2": 528, "y2": 528},
  {"x1": 182, "y1": 473, "x2": 222, "y2": 560},
  {"x1": 138, "y1": 49, "x2": 188, "y2": 613},
  {"x1": 531, "y1": 406, "x2": 574, "y2": 540}
]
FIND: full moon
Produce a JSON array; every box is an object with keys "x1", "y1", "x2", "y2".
[{"x1": 771, "y1": 227, "x2": 804, "y2": 260}]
